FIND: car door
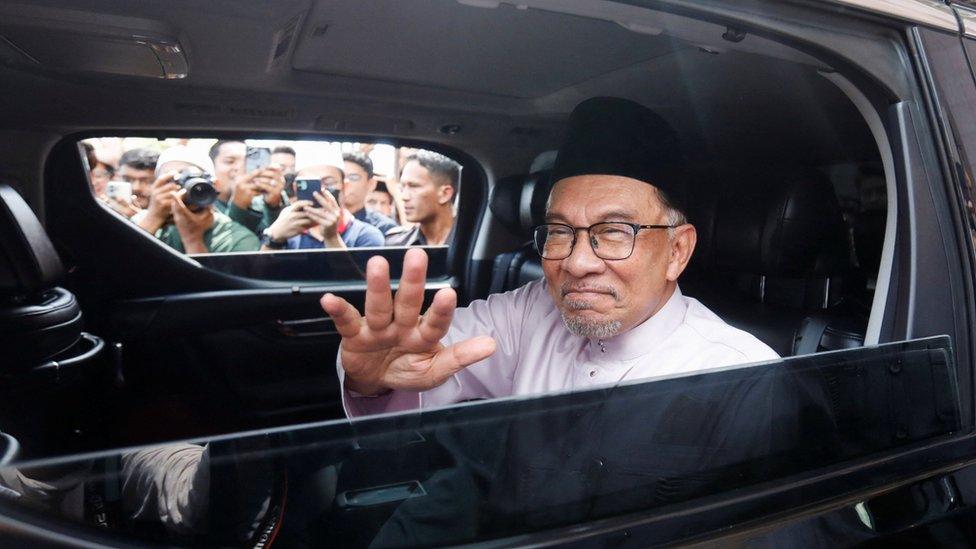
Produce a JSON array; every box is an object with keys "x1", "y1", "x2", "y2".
[{"x1": 38, "y1": 137, "x2": 487, "y2": 451}]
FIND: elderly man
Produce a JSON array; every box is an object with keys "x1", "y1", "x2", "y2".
[
  {"x1": 322, "y1": 97, "x2": 777, "y2": 416},
  {"x1": 135, "y1": 146, "x2": 260, "y2": 254}
]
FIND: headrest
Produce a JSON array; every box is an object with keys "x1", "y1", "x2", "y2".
[
  {"x1": 712, "y1": 168, "x2": 850, "y2": 277},
  {"x1": 760, "y1": 169, "x2": 850, "y2": 277},
  {"x1": 489, "y1": 171, "x2": 553, "y2": 236},
  {"x1": 0, "y1": 184, "x2": 64, "y2": 296}
]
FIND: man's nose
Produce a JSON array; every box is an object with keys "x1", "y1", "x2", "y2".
[{"x1": 560, "y1": 232, "x2": 605, "y2": 277}]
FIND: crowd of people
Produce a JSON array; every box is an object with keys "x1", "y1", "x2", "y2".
[{"x1": 81, "y1": 140, "x2": 460, "y2": 254}]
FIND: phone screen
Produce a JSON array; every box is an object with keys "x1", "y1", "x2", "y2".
[
  {"x1": 245, "y1": 146, "x2": 271, "y2": 173},
  {"x1": 106, "y1": 181, "x2": 132, "y2": 201}
]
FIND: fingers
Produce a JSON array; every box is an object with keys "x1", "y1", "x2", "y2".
[
  {"x1": 320, "y1": 293, "x2": 363, "y2": 338},
  {"x1": 170, "y1": 190, "x2": 189, "y2": 214},
  {"x1": 428, "y1": 336, "x2": 497, "y2": 381},
  {"x1": 152, "y1": 172, "x2": 176, "y2": 189},
  {"x1": 313, "y1": 190, "x2": 339, "y2": 211},
  {"x1": 393, "y1": 248, "x2": 428, "y2": 328},
  {"x1": 363, "y1": 256, "x2": 394, "y2": 331},
  {"x1": 418, "y1": 287, "x2": 457, "y2": 343}
]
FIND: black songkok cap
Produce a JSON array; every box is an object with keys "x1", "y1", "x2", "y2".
[{"x1": 551, "y1": 96, "x2": 686, "y2": 212}]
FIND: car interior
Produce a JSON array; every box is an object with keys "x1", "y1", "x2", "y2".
[
  {"x1": 21, "y1": 0, "x2": 976, "y2": 546},
  {"x1": 0, "y1": 0, "x2": 895, "y2": 458}
]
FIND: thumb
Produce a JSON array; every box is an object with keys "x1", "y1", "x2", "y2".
[{"x1": 427, "y1": 336, "x2": 496, "y2": 383}]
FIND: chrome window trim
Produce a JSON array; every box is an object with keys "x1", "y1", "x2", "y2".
[{"x1": 815, "y1": 0, "x2": 956, "y2": 32}]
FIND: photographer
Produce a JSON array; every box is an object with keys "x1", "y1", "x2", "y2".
[
  {"x1": 262, "y1": 163, "x2": 383, "y2": 251},
  {"x1": 135, "y1": 146, "x2": 260, "y2": 254}
]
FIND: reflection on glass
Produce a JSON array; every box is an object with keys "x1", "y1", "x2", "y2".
[
  {"x1": 0, "y1": 337, "x2": 958, "y2": 547},
  {"x1": 82, "y1": 138, "x2": 460, "y2": 256}
]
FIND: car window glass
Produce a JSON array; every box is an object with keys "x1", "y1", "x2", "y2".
[
  {"x1": 0, "y1": 336, "x2": 958, "y2": 546},
  {"x1": 80, "y1": 138, "x2": 463, "y2": 282}
]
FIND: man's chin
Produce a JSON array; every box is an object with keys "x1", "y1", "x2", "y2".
[{"x1": 560, "y1": 310, "x2": 622, "y2": 339}]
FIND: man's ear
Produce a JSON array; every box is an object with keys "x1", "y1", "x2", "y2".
[
  {"x1": 666, "y1": 224, "x2": 697, "y2": 282},
  {"x1": 367, "y1": 177, "x2": 378, "y2": 193},
  {"x1": 437, "y1": 183, "x2": 455, "y2": 206}
]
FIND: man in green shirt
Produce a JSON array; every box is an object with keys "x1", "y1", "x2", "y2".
[
  {"x1": 208, "y1": 140, "x2": 288, "y2": 235},
  {"x1": 135, "y1": 146, "x2": 260, "y2": 254}
]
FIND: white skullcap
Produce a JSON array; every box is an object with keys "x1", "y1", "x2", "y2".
[
  {"x1": 155, "y1": 145, "x2": 215, "y2": 177},
  {"x1": 295, "y1": 144, "x2": 344, "y2": 173}
]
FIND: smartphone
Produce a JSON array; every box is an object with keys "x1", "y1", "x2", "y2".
[
  {"x1": 245, "y1": 146, "x2": 271, "y2": 173},
  {"x1": 105, "y1": 180, "x2": 132, "y2": 201},
  {"x1": 294, "y1": 178, "x2": 322, "y2": 204}
]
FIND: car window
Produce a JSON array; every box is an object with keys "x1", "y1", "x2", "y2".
[
  {"x1": 80, "y1": 138, "x2": 464, "y2": 282},
  {"x1": 0, "y1": 337, "x2": 959, "y2": 546}
]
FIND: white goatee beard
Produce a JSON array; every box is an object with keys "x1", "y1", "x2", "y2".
[{"x1": 561, "y1": 311, "x2": 622, "y2": 339}]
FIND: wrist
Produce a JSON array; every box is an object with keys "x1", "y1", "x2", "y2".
[
  {"x1": 261, "y1": 228, "x2": 288, "y2": 249},
  {"x1": 139, "y1": 213, "x2": 165, "y2": 234},
  {"x1": 181, "y1": 236, "x2": 207, "y2": 254},
  {"x1": 344, "y1": 377, "x2": 388, "y2": 397}
]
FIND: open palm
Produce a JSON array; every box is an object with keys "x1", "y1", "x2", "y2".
[{"x1": 321, "y1": 248, "x2": 496, "y2": 396}]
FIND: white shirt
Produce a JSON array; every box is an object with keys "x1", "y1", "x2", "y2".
[{"x1": 342, "y1": 279, "x2": 779, "y2": 417}]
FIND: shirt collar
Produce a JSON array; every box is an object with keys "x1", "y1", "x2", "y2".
[{"x1": 586, "y1": 285, "x2": 687, "y2": 363}]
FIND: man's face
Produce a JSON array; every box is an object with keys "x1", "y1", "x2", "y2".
[
  {"x1": 212, "y1": 141, "x2": 245, "y2": 195},
  {"x1": 366, "y1": 191, "x2": 393, "y2": 218},
  {"x1": 118, "y1": 164, "x2": 155, "y2": 208},
  {"x1": 399, "y1": 160, "x2": 451, "y2": 224},
  {"x1": 271, "y1": 152, "x2": 296, "y2": 175},
  {"x1": 542, "y1": 175, "x2": 695, "y2": 339},
  {"x1": 342, "y1": 160, "x2": 373, "y2": 213}
]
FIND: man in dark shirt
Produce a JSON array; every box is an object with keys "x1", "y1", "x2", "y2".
[
  {"x1": 385, "y1": 150, "x2": 459, "y2": 246},
  {"x1": 261, "y1": 163, "x2": 383, "y2": 250},
  {"x1": 342, "y1": 152, "x2": 398, "y2": 235}
]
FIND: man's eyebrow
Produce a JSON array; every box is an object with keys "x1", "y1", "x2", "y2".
[
  {"x1": 544, "y1": 210, "x2": 641, "y2": 223},
  {"x1": 597, "y1": 210, "x2": 639, "y2": 221}
]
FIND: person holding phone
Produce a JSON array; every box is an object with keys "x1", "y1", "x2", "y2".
[
  {"x1": 261, "y1": 163, "x2": 384, "y2": 251},
  {"x1": 208, "y1": 141, "x2": 288, "y2": 236}
]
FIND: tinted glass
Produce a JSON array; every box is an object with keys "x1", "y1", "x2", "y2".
[{"x1": 0, "y1": 337, "x2": 958, "y2": 547}]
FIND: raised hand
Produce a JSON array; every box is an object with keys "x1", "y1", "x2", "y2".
[
  {"x1": 137, "y1": 172, "x2": 179, "y2": 234},
  {"x1": 320, "y1": 248, "x2": 496, "y2": 396},
  {"x1": 171, "y1": 190, "x2": 214, "y2": 254}
]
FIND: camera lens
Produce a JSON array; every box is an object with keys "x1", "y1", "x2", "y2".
[{"x1": 184, "y1": 180, "x2": 217, "y2": 207}]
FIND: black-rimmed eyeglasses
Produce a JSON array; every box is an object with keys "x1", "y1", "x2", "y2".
[{"x1": 532, "y1": 222, "x2": 677, "y2": 260}]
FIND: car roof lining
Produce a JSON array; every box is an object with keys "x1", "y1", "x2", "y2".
[{"x1": 0, "y1": 0, "x2": 883, "y2": 195}]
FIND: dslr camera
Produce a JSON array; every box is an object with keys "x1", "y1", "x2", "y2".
[{"x1": 175, "y1": 169, "x2": 218, "y2": 208}]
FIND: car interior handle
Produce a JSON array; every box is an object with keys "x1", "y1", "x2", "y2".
[
  {"x1": 33, "y1": 333, "x2": 105, "y2": 382},
  {"x1": 335, "y1": 480, "x2": 427, "y2": 508},
  {"x1": 276, "y1": 317, "x2": 338, "y2": 337}
]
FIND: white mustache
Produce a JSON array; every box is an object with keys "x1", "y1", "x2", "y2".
[{"x1": 560, "y1": 282, "x2": 619, "y2": 301}]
